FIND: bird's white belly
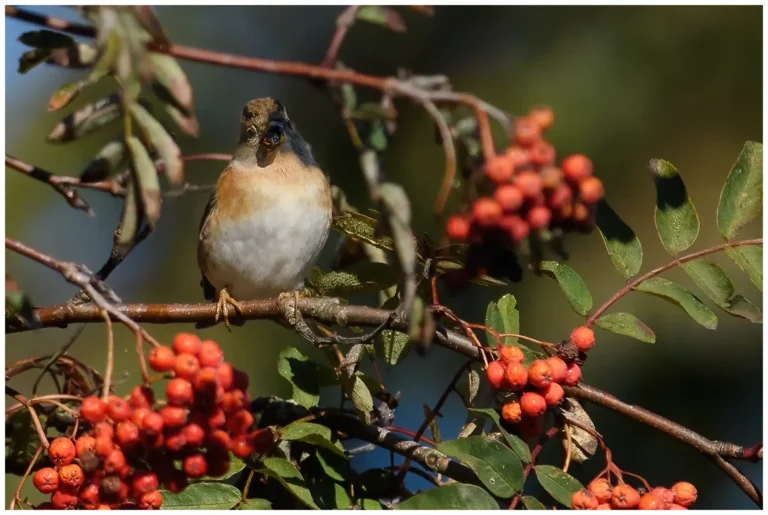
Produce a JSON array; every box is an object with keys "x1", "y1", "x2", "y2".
[{"x1": 203, "y1": 204, "x2": 330, "y2": 300}]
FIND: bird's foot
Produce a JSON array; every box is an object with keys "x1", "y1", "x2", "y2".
[{"x1": 215, "y1": 288, "x2": 242, "y2": 331}]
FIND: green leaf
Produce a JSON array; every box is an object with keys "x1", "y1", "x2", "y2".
[
  {"x1": 650, "y1": 159, "x2": 700, "y2": 256},
  {"x1": 126, "y1": 135, "x2": 162, "y2": 228},
  {"x1": 19, "y1": 30, "x2": 74, "y2": 49},
  {"x1": 259, "y1": 457, "x2": 320, "y2": 509},
  {"x1": 484, "y1": 301, "x2": 504, "y2": 348},
  {"x1": 315, "y1": 448, "x2": 352, "y2": 482},
  {"x1": 395, "y1": 484, "x2": 499, "y2": 510},
  {"x1": 456, "y1": 369, "x2": 481, "y2": 408},
  {"x1": 80, "y1": 141, "x2": 126, "y2": 183},
  {"x1": 596, "y1": 200, "x2": 643, "y2": 279},
  {"x1": 47, "y1": 95, "x2": 122, "y2": 143},
  {"x1": 280, "y1": 422, "x2": 346, "y2": 458},
  {"x1": 238, "y1": 498, "x2": 271, "y2": 510},
  {"x1": 682, "y1": 259, "x2": 762, "y2": 322},
  {"x1": 725, "y1": 245, "x2": 762, "y2": 292},
  {"x1": 436, "y1": 436, "x2": 524, "y2": 498},
  {"x1": 160, "y1": 483, "x2": 241, "y2": 510},
  {"x1": 341, "y1": 375, "x2": 374, "y2": 425},
  {"x1": 130, "y1": 103, "x2": 184, "y2": 186},
  {"x1": 18, "y1": 48, "x2": 52, "y2": 74},
  {"x1": 48, "y1": 81, "x2": 86, "y2": 112},
  {"x1": 375, "y1": 329, "x2": 411, "y2": 366},
  {"x1": 149, "y1": 54, "x2": 194, "y2": 114},
  {"x1": 5, "y1": 409, "x2": 46, "y2": 476},
  {"x1": 539, "y1": 261, "x2": 593, "y2": 316},
  {"x1": 164, "y1": 102, "x2": 200, "y2": 137},
  {"x1": 485, "y1": 296, "x2": 543, "y2": 364},
  {"x1": 195, "y1": 454, "x2": 245, "y2": 481},
  {"x1": 361, "y1": 499, "x2": 383, "y2": 510},
  {"x1": 312, "y1": 262, "x2": 396, "y2": 296},
  {"x1": 332, "y1": 212, "x2": 395, "y2": 254},
  {"x1": 594, "y1": 313, "x2": 656, "y2": 343},
  {"x1": 115, "y1": 177, "x2": 140, "y2": 254},
  {"x1": 636, "y1": 277, "x2": 718, "y2": 330},
  {"x1": 522, "y1": 496, "x2": 547, "y2": 510},
  {"x1": 356, "y1": 6, "x2": 407, "y2": 32},
  {"x1": 310, "y1": 477, "x2": 351, "y2": 510},
  {"x1": 534, "y1": 465, "x2": 584, "y2": 507},
  {"x1": 277, "y1": 347, "x2": 320, "y2": 409},
  {"x1": 717, "y1": 141, "x2": 763, "y2": 240},
  {"x1": 467, "y1": 408, "x2": 531, "y2": 463}
]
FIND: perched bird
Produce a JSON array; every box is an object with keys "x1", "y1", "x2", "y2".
[{"x1": 197, "y1": 98, "x2": 332, "y2": 327}]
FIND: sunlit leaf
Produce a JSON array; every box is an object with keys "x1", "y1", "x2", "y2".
[
  {"x1": 596, "y1": 200, "x2": 643, "y2": 279},
  {"x1": 594, "y1": 312, "x2": 655, "y2": 343},
  {"x1": 238, "y1": 498, "x2": 271, "y2": 510},
  {"x1": 159, "y1": 483, "x2": 241, "y2": 510},
  {"x1": 636, "y1": 277, "x2": 718, "y2": 330},
  {"x1": 280, "y1": 422, "x2": 346, "y2": 458},
  {"x1": 725, "y1": 245, "x2": 762, "y2": 292},
  {"x1": 312, "y1": 262, "x2": 396, "y2": 296},
  {"x1": 395, "y1": 484, "x2": 499, "y2": 510},
  {"x1": 277, "y1": 347, "x2": 320, "y2": 409},
  {"x1": 115, "y1": 177, "x2": 140, "y2": 254},
  {"x1": 126, "y1": 135, "x2": 161, "y2": 227},
  {"x1": 150, "y1": 53, "x2": 194, "y2": 114},
  {"x1": 341, "y1": 375, "x2": 373, "y2": 425},
  {"x1": 467, "y1": 408, "x2": 531, "y2": 463},
  {"x1": 375, "y1": 329, "x2": 411, "y2": 366},
  {"x1": 650, "y1": 159, "x2": 699, "y2": 256},
  {"x1": 561, "y1": 400, "x2": 597, "y2": 464},
  {"x1": 437, "y1": 436, "x2": 524, "y2": 498},
  {"x1": 80, "y1": 141, "x2": 126, "y2": 182},
  {"x1": 522, "y1": 496, "x2": 547, "y2": 510},
  {"x1": 456, "y1": 369, "x2": 481, "y2": 408},
  {"x1": 682, "y1": 259, "x2": 762, "y2": 322},
  {"x1": 47, "y1": 95, "x2": 122, "y2": 143},
  {"x1": 717, "y1": 141, "x2": 763, "y2": 240},
  {"x1": 539, "y1": 261, "x2": 593, "y2": 316},
  {"x1": 259, "y1": 457, "x2": 320, "y2": 509},
  {"x1": 130, "y1": 102, "x2": 184, "y2": 185},
  {"x1": 535, "y1": 465, "x2": 584, "y2": 507}
]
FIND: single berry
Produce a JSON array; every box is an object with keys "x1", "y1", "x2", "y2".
[
  {"x1": 514, "y1": 117, "x2": 542, "y2": 147},
  {"x1": 505, "y1": 146, "x2": 531, "y2": 169},
  {"x1": 221, "y1": 390, "x2": 247, "y2": 413},
  {"x1": 611, "y1": 484, "x2": 641, "y2": 509},
  {"x1": 562, "y1": 154, "x2": 593, "y2": 183},
  {"x1": 107, "y1": 395, "x2": 131, "y2": 423},
  {"x1": 48, "y1": 437, "x2": 76, "y2": 467},
  {"x1": 194, "y1": 367, "x2": 219, "y2": 396},
  {"x1": 446, "y1": 215, "x2": 472, "y2": 241},
  {"x1": 216, "y1": 362, "x2": 235, "y2": 390},
  {"x1": 545, "y1": 357, "x2": 568, "y2": 384},
  {"x1": 103, "y1": 449, "x2": 127, "y2": 474},
  {"x1": 504, "y1": 362, "x2": 529, "y2": 391},
  {"x1": 160, "y1": 406, "x2": 188, "y2": 428},
  {"x1": 141, "y1": 411, "x2": 164, "y2": 436},
  {"x1": 588, "y1": 478, "x2": 613, "y2": 503},
  {"x1": 99, "y1": 475, "x2": 128, "y2": 501},
  {"x1": 571, "y1": 489, "x2": 599, "y2": 510},
  {"x1": 570, "y1": 326, "x2": 596, "y2": 352},
  {"x1": 139, "y1": 490, "x2": 163, "y2": 510},
  {"x1": 207, "y1": 429, "x2": 232, "y2": 451},
  {"x1": 148, "y1": 346, "x2": 176, "y2": 373},
  {"x1": 75, "y1": 435, "x2": 97, "y2": 458},
  {"x1": 116, "y1": 421, "x2": 140, "y2": 448},
  {"x1": 79, "y1": 482, "x2": 101, "y2": 510},
  {"x1": 485, "y1": 361, "x2": 507, "y2": 390},
  {"x1": 527, "y1": 205, "x2": 552, "y2": 230},
  {"x1": 573, "y1": 201, "x2": 590, "y2": 223},
  {"x1": 164, "y1": 430, "x2": 187, "y2": 452},
  {"x1": 541, "y1": 382, "x2": 565, "y2": 406},
  {"x1": 520, "y1": 391, "x2": 547, "y2": 417},
  {"x1": 183, "y1": 453, "x2": 208, "y2": 478},
  {"x1": 173, "y1": 333, "x2": 202, "y2": 356},
  {"x1": 132, "y1": 407, "x2": 151, "y2": 428},
  {"x1": 129, "y1": 385, "x2": 155, "y2": 409},
  {"x1": 51, "y1": 489, "x2": 79, "y2": 510},
  {"x1": 249, "y1": 428, "x2": 276, "y2": 454},
  {"x1": 548, "y1": 183, "x2": 573, "y2": 209},
  {"x1": 650, "y1": 487, "x2": 674, "y2": 508},
  {"x1": 132, "y1": 471, "x2": 159, "y2": 496},
  {"x1": 94, "y1": 435, "x2": 115, "y2": 457},
  {"x1": 32, "y1": 467, "x2": 59, "y2": 494},
  {"x1": 528, "y1": 106, "x2": 554, "y2": 131},
  {"x1": 563, "y1": 362, "x2": 582, "y2": 386},
  {"x1": 80, "y1": 396, "x2": 108, "y2": 424},
  {"x1": 579, "y1": 177, "x2": 605, "y2": 204},
  {"x1": 501, "y1": 401, "x2": 522, "y2": 424},
  {"x1": 231, "y1": 435, "x2": 255, "y2": 459},
  {"x1": 528, "y1": 359, "x2": 553, "y2": 388},
  {"x1": 515, "y1": 171, "x2": 543, "y2": 199},
  {"x1": 472, "y1": 198, "x2": 503, "y2": 227},
  {"x1": 484, "y1": 155, "x2": 514, "y2": 183},
  {"x1": 226, "y1": 409, "x2": 254, "y2": 435},
  {"x1": 499, "y1": 345, "x2": 525, "y2": 364},
  {"x1": 540, "y1": 165, "x2": 564, "y2": 189},
  {"x1": 529, "y1": 140, "x2": 556, "y2": 167},
  {"x1": 58, "y1": 463, "x2": 84, "y2": 489},
  {"x1": 494, "y1": 184, "x2": 524, "y2": 211},
  {"x1": 671, "y1": 482, "x2": 697, "y2": 507},
  {"x1": 166, "y1": 378, "x2": 194, "y2": 407},
  {"x1": 198, "y1": 341, "x2": 224, "y2": 368},
  {"x1": 500, "y1": 215, "x2": 530, "y2": 243},
  {"x1": 183, "y1": 423, "x2": 206, "y2": 447},
  {"x1": 206, "y1": 408, "x2": 227, "y2": 430},
  {"x1": 174, "y1": 353, "x2": 201, "y2": 382},
  {"x1": 638, "y1": 492, "x2": 663, "y2": 510}
]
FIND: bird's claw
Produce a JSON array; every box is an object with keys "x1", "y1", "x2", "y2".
[{"x1": 215, "y1": 289, "x2": 242, "y2": 331}]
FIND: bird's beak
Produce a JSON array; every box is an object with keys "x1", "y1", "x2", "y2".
[{"x1": 262, "y1": 120, "x2": 287, "y2": 149}]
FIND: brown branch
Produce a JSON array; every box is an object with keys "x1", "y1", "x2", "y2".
[
  {"x1": 587, "y1": 238, "x2": 763, "y2": 327},
  {"x1": 5, "y1": 6, "x2": 95, "y2": 37},
  {"x1": 320, "y1": 6, "x2": 359, "y2": 68},
  {"x1": 5, "y1": 386, "x2": 50, "y2": 449},
  {"x1": 6, "y1": 155, "x2": 94, "y2": 215},
  {"x1": 101, "y1": 310, "x2": 113, "y2": 400},
  {"x1": 9, "y1": 445, "x2": 43, "y2": 510}
]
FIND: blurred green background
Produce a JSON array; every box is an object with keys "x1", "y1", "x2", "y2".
[{"x1": 6, "y1": 5, "x2": 762, "y2": 509}]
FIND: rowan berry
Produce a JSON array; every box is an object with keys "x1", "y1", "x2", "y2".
[
  {"x1": 528, "y1": 359, "x2": 553, "y2": 388},
  {"x1": 515, "y1": 171, "x2": 543, "y2": 199},
  {"x1": 548, "y1": 183, "x2": 573, "y2": 209},
  {"x1": 541, "y1": 382, "x2": 565, "y2": 406},
  {"x1": 103, "y1": 449, "x2": 126, "y2": 474},
  {"x1": 173, "y1": 333, "x2": 202, "y2": 356},
  {"x1": 148, "y1": 346, "x2": 176, "y2": 372},
  {"x1": 486, "y1": 361, "x2": 507, "y2": 390},
  {"x1": 132, "y1": 471, "x2": 159, "y2": 496},
  {"x1": 226, "y1": 409, "x2": 254, "y2": 435},
  {"x1": 139, "y1": 490, "x2": 163, "y2": 510},
  {"x1": 32, "y1": 467, "x2": 59, "y2": 494},
  {"x1": 484, "y1": 155, "x2": 514, "y2": 183},
  {"x1": 48, "y1": 437, "x2": 75, "y2": 467},
  {"x1": 501, "y1": 401, "x2": 522, "y2": 424},
  {"x1": 79, "y1": 482, "x2": 101, "y2": 510},
  {"x1": 58, "y1": 463, "x2": 84, "y2": 489},
  {"x1": 166, "y1": 378, "x2": 194, "y2": 407},
  {"x1": 562, "y1": 154, "x2": 593, "y2": 183},
  {"x1": 141, "y1": 411, "x2": 164, "y2": 436},
  {"x1": 499, "y1": 345, "x2": 525, "y2": 364},
  {"x1": 182, "y1": 422, "x2": 205, "y2": 447},
  {"x1": 115, "y1": 421, "x2": 140, "y2": 448},
  {"x1": 499, "y1": 215, "x2": 530, "y2": 243},
  {"x1": 571, "y1": 489, "x2": 599, "y2": 510},
  {"x1": 183, "y1": 453, "x2": 208, "y2": 478},
  {"x1": 129, "y1": 385, "x2": 155, "y2": 409},
  {"x1": 75, "y1": 435, "x2": 96, "y2": 458},
  {"x1": 597, "y1": 503, "x2": 612, "y2": 510},
  {"x1": 94, "y1": 435, "x2": 115, "y2": 457},
  {"x1": 233, "y1": 369, "x2": 250, "y2": 391},
  {"x1": 527, "y1": 206, "x2": 552, "y2": 230},
  {"x1": 94, "y1": 421, "x2": 115, "y2": 440},
  {"x1": 528, "y1": 106, "x2": 554, "y2": 131},
  {"x1": 579, "y1": 177, "x2": 605, "y2": 204},
  {"x1": 206, "y1": 407, "x2": 227, "y2": 430},
  {"x1": 545, "y1": 357, "x2": 568, "y2": 383},
  {"x1": 529, "y1": 140, "x2": 556, "y2": 167},
  {"x1": 164, "y1": 430, "x2": 187, "y2": 452},
  {"x1": 446, "y1": 215, "x2": 472, "y2": 241},
  {"x1": 221, "y1": 390, "x2": 247, "y2": 413},
  {"x1": 563, "y1": 362, "x2": 582, "y2": 386},
  {"x1": 199, "y1": 340, "x2": 224, "y2": 368},
  {"x1": 248, "y1": 428, "x2": 276, "y2": 454},
  {"x1": 571, "y1": 326, "x2": 596, "y2": 352},
  {"x1": 472, "y1": 198, "x2": 502, "y2": 227},
  {"x1": 494, "y1": 184, "x2": 524, "y2": 211},
  {"x1": 540, "y1": 165, "x2": 564, "y2": 189},
  {"x1": 611, "y1": 484, "x2": 640, "y2": 509},
  {"x1": 174, "y1": 353, "x2": 201, "y2": 382},
  {"x1": 588, "y1": 478, "x2": 613, "y2": 503},
  {"x1": 160, "y1": 406, "x2": 187, "y2": 428},
  {"x1": 107, "y1": 395, "x2": 131, "y2": 423},
  {"x1": 80, "y1": 396, "x2": 109, "y2": 424},
  {"x1": 51, "y1": 489, "x2": 79, "y2": 510},
  {"x1": 520, "y1": 391, "x2": 547, "y2": 417},
  {"x1": 638, "y1": 492, "x2": 663, "y2": 510},
  {"x1": 671, "y1": 482, "x2": 697, "y2": 507},
  {"x1": 504, "y1": 362, "x2": 529, "y2": 390},
  {"x1": 514, "y1": 117, "x2": 542, "y2": 147},
  {"x1": 650, "y1": 487, "x2": 674, "y2": 508}
]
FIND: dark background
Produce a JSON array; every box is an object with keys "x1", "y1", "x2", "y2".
[{"x1": 5, "y1": 5, "x2": 762, "y2": 508}]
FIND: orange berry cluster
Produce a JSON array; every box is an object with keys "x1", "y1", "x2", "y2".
[
  {"x1": 446, "y1": 106, "x2": 605, "y2": 250},
  {"x1": 33, "y1": 334, "x2": 271, "y2": 510},
  {"x1": 572, "y1": 479, "x2": 697, "y2": 510}
]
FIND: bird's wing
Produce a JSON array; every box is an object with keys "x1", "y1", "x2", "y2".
[{"x1": 198, "y1": 191, "x2": 218, "y2": 301}]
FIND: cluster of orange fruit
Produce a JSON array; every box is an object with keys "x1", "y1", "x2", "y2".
[{"x1": 573, "y1": 479, "x2": 698, "y2": 510}]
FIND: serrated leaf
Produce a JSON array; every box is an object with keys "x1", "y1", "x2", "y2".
[
  {"x1": 159, "y1": 483, "x2": 241, "y2": 510},
  {"x1": 561, "y1": 399, "x2": 597, "y2": 464},
  {"x1": 19, "y1": 30, "x2": 74, "y2": 49},
  {"x1": 596, "y1": 200, "x2": 643, "y2": 279},
  {"x1": 18, "y1": 48, "x2": 52, "y2": 74},
  {"x1": 47, "y1": 95, "x2": 121, "y2": 143},
  {"x1": 467, "y1": 408, "x2": 531, "y2": 463},
  {"x1": 456, "y1": 369, "x2": 481, "y2": 408},
  {"x1": 375, "y1": 329, "x2": 411, "y2": 365},
  {"x1": 126, "y1": 135, "x2": 161, "y2": 227},
  {"x1": 238, "y1": 498, "x2": 271, "y2": 510},
  {"x1": 150, "y1": 53, "x2": 194, "y2": 114},
  {"x1": 80, "y1": 141, "x2": 126, "y2": 183},
  {"x1": 636, "y1": 277, "x2": 718, "y2": 330},
  {"x1": 539, "y1": 261, "x2": 593, "y2": 315},
  {"x1": 594, "y1": 313, "x2": 655, "y2": 343},
  {"x1": 259, "y1": 457, "x2": 320, "y2": 509},
  {"x1": 437, "y1": 436, "x2": 524, "y2": 498},
  {"x1": 725, "y1": 245, "x2": 762, "y2": 291},
  {"x1": 356, "y1": 6, "x2": 407, "y2": 32},
  {"x1": 130, "y1": 103, "x2": 183, "y2": 185},
  {"x1": 277, "y1": 347, "x2": 320, "y2": 409},
  {"x1": 650, "y1": 159, "x2": 700, "y2": 256},
  {"x1": 522, "y1": 496, "x2": 547, "y2": 510},
  {"x1": 341, "y1": 375, "x2": 374, "y2": 425},
  {"x1": 534, "y1": 465, "x2": 584, "y2": 507},
  {"x1": 312, "y1": 262, "x2": 396, "y2": 296},
  {"x1": 280, "y1": 422, "x2": 346, "y2": 458},
  {"x1": 682, "y1": 259, "x2": 762, "y2": 322},
  {"x1": 717, "y1": 141, "x2": 763, "y2": 240},
  {"x1": 395, "y1": 483, "x2": 499, "y2": 510}
]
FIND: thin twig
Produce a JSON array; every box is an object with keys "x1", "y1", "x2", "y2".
[
  {"x1": 6, "y1": 155, "x2": 93, "y2": 215},
  {"x1": 31, "y1": 325, "x2": 86, "y2": 397},
  {"x1": 320, "y1": 6, "x2": 359, "y2": 68},
  {"x1": 5, "y1": 386, "x2": 50, "y2": 449},
  {"x1": 9, "y1": 445, "x2": 43, "y2": 510},
  {"x1": 419, "y1": 99, "x2": 457, "y2": 215},
  {"x1": 101, "y1": 310, "x2": 113, "y2": 400}
]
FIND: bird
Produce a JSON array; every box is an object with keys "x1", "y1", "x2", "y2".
[{"x1": 197, "y1": 98, "x2": 332, "y2": 328}]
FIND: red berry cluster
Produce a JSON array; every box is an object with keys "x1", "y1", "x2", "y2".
[
  {"x1": 572, "y1": 479, "x2": 697, "y2": 510},
  {"x1": 33, "y1": 333, "x2": 272, "y2": 510}
]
